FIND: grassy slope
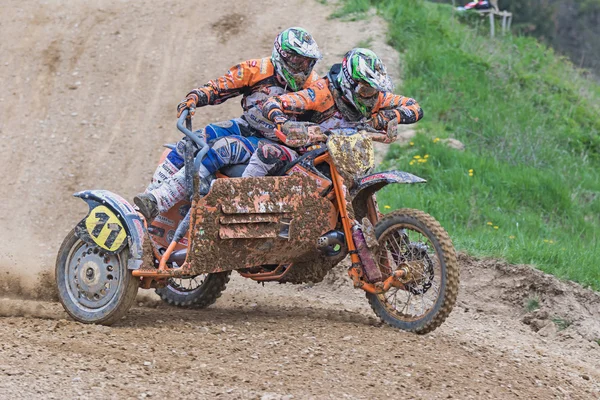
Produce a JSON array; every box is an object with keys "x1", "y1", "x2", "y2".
[{"x1": 333, "y1": 0, "x2": 600, "y2": 289}]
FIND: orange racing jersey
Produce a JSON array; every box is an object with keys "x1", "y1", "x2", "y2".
[
  {"x1": 262, "y1": 76, "x2": 423, "y2": 133},
  {"x1": 185, "y1": 57, "x2": 319, "y2": 138}
]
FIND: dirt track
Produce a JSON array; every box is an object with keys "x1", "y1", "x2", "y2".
[
  {"x1": 1, "y1": 1, "x2": 599, "y2": 399},
  {"x1": 1, "y1": 255, "x2": 600, "y2": 398}
]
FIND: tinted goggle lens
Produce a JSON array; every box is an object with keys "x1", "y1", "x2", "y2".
[
  {"x1": 356, "y1": 82, "x2": 379, "y2": 98},
  {"x1": 281, "y1": 51, "x2": 315, "y2": 72}
]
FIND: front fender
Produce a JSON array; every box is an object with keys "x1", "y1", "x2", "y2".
[
  {"x1": 351, "y1": 170, "x2": 426, "y2": 220},
  {"x1": 74, "y1": 190, "x2": 145, "y2": 270},
  {"x1": 351, "y1": 170, "x2": 426, "y2": 197}
]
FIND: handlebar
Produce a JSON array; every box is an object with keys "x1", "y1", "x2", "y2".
[
  {"x1": 177, "y1": 109, "x2": 207, "y2": 149},
  {"x1": 324, "y1": 125, "x2": 397, "y2": 144},
  {"x1": 176, "y1": 109, "x2": 210, "y2": 170}
]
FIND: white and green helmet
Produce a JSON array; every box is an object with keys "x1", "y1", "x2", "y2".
[
  {"x1": 272, "y1": 27, "x2": 322, "y2": 91},
  {"x1": 338, "y1": 48, "x2": 393, "y2": 117}
]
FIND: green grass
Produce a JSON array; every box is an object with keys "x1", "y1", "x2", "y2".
[
  {"x1": 334, "y1": 0, "x2": 600, "y2": 290},
  {"x1": 329, "y1": 0, "x2": 372, "y2": 20},
  {"x1": 525, "y1": 295, "x2": 540, "y2": 312},
  {"x1": 356, "y1": 36, "x2": 374, "y2": 49},
  {"x1": 552, "y1": 318, "x2": 572, "y2": 331}
]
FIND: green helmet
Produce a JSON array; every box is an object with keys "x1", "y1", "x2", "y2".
[
  {"x1": 272, "y1": 27, "x2": 322, "y2": 91},
  {"x1": 338, "y1": 48, "x2": 393, "y2": 117}
]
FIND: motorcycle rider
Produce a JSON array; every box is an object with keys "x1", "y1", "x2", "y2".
[
  {"x1": 240, "y1": 48, "x2": 423, "y2": 177},
  {"x1": 134, "y1": 27, "x2": 322, "y2": 220}
]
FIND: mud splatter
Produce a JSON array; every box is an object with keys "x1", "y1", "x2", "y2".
[
  {"x1": 33, "y1": 270, "x2": 59, "y2": 302},
  {"x1": 0, "y1": 271, "x2": 25, "y2": 298},
  {"x1": 0, "y1": 298, "x2": 65, "y2": 319},
  {"x1": 0, "y1": 270, "x2": 58, "y2": 302},
  {"x1": 187, "y1": 175, "x2": 335, "y2": 275}
]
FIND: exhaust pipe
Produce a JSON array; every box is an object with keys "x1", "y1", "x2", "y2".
[{"x1": 317, "y1": 230, "x2": 347, "y2": 258}]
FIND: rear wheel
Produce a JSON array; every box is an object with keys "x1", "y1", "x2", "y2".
[
  {"x1": 55, "y1": 228, "x2": 139, "y2": 325},
  {"x1": 155, "y1": 272, "x2": 231, "y2": 308},
  {"x1": 366, "y1": 209, "x2": 459, "y2": 334}
]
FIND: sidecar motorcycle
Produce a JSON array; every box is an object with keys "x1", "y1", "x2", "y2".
[{"x1": 55, "y1": 110, "x2": 459, "y2": 333}]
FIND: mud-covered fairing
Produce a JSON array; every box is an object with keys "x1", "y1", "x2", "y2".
[
  {"x1": 185, "y1": 175, "x2": 337, "y2": 274},
  {"x1": 351, "y1": 170, "x2": 427, "y2": 221},
  {"x1": 73, "y1": 190, "x2": 146, "y2": 270},
  {"x1": 327, "y1": 132, "x2": 375, "y2": 182}
]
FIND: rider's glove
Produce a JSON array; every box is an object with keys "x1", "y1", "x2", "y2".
[
  {"x1": 280, "y1": 121, "x2": 327, "y2": 148},
  {"x1": 177, "y1": 95, "x2": 198, "y2": 117},
  {"x1": 307, "y1": 125, "x2": 328, "y2": 145}
]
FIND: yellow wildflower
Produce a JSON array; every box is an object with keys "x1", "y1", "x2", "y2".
[
  {"x1": 413, "y1": 155, "x2": 421, "y2": 159},
  {"x1": 409, "y1": 160, "x2": 415, "y2": 165},
  {"x1": 418, "y1": 159, "x2": 427, "y2": 163},
  {"x1": 433, "y1": 138, "x2": 440, "y2": 143},
  {"x1": 494, "y1": 226, "x2": 499, "y2": 230},
  {"x1": 409, "y1": 142, "x2": 414, "y2": 146},
  {"x1": 424, "y1": 154, "x2": 429, "y2": 159},
  {"x1": 384, "y1": 205, "x2": 391, "y2": 209},
  {"x1": 469, "y1": 169, "x2": 473, "y2": 173},
  {"x1": 487, "y1": 222, "x2": 493, "y2": 226},
  {"x1": 543, "y1": 239, "x2": 549, "y2": 243}
]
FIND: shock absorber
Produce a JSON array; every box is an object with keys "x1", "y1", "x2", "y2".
[{"x1": 352, "y1": 225, "x2": 383, "y2": 283}]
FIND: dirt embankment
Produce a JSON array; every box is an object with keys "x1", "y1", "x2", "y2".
[{"x1": 1, "y1": 0, "x2": 599, "y2": 399}]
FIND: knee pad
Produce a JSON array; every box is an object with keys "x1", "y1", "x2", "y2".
[
  {"x1": 200, "y1": 147, "x2": 224, "y2": 175},
  {"x1": 204, "y1": 120, "x2": 243, "y2": 143},
  {"x1": 255, "y1": 142, "x2": 295, "y2": 176},
  {"x1": 256, "y1": 142, "x2": 293, "y2": 164},
  {"x1": 200, "y1": 136, "x2": 254, "y2": 175}
]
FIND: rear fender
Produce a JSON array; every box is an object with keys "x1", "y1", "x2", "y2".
[
  {"x1": 351, "y1": 170, "x2": 426, "y2": 220},
  {"x1": 74, "y1": 190, "x2": 146, "y2": 270}
]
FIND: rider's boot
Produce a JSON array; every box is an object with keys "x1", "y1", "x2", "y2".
[
  {"x1": 133, "y1": 193, "x2": 159, "y2": 221},
  {"x1": 138, "y1": 167, "x2": 188, "y2": 218}
]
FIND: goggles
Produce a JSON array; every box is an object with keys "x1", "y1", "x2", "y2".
[
  {"x1": 355, "y1": 81, "x2": 379, "y2": 99},
  {"x1": 281, "y1": 50, "x2": 316, "y2": 73}
]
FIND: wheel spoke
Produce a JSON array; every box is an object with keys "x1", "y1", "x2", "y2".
[
  {"x1": 167, "y1": 274, "x2": 207, "y2": 293},
  {"x1": 374, "y1": 222, "x2": 445, "y2": 322},
  {"x1": 402, "y1": 291, "x2": 412, "y2": 314}
]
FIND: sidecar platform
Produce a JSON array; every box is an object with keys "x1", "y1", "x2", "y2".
[{"x1": 185, "y1": 174, "x2": 337, "y2": 275}]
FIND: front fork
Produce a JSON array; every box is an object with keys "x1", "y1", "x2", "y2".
[{"x1": 329, "y1": 163, "x2": 407, "y2": 295}]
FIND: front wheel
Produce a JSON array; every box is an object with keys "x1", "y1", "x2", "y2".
[
  {"x1": 55, "y1": 228, "x2": 139, "y2": 325},
  {"x1": 366, "y1": 209, "x2": 459, "y2": 334}
]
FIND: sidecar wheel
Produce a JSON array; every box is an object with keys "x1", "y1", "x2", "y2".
[
  {"x1": 366, "y1": 209, "x2": 459, "y2": 334},
  {"x1": 55, "y1": 228, "x2": 139, "y2": 325},
  {"x1": 155, "y1": 271, "x2": 231, "y2": 308}
]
